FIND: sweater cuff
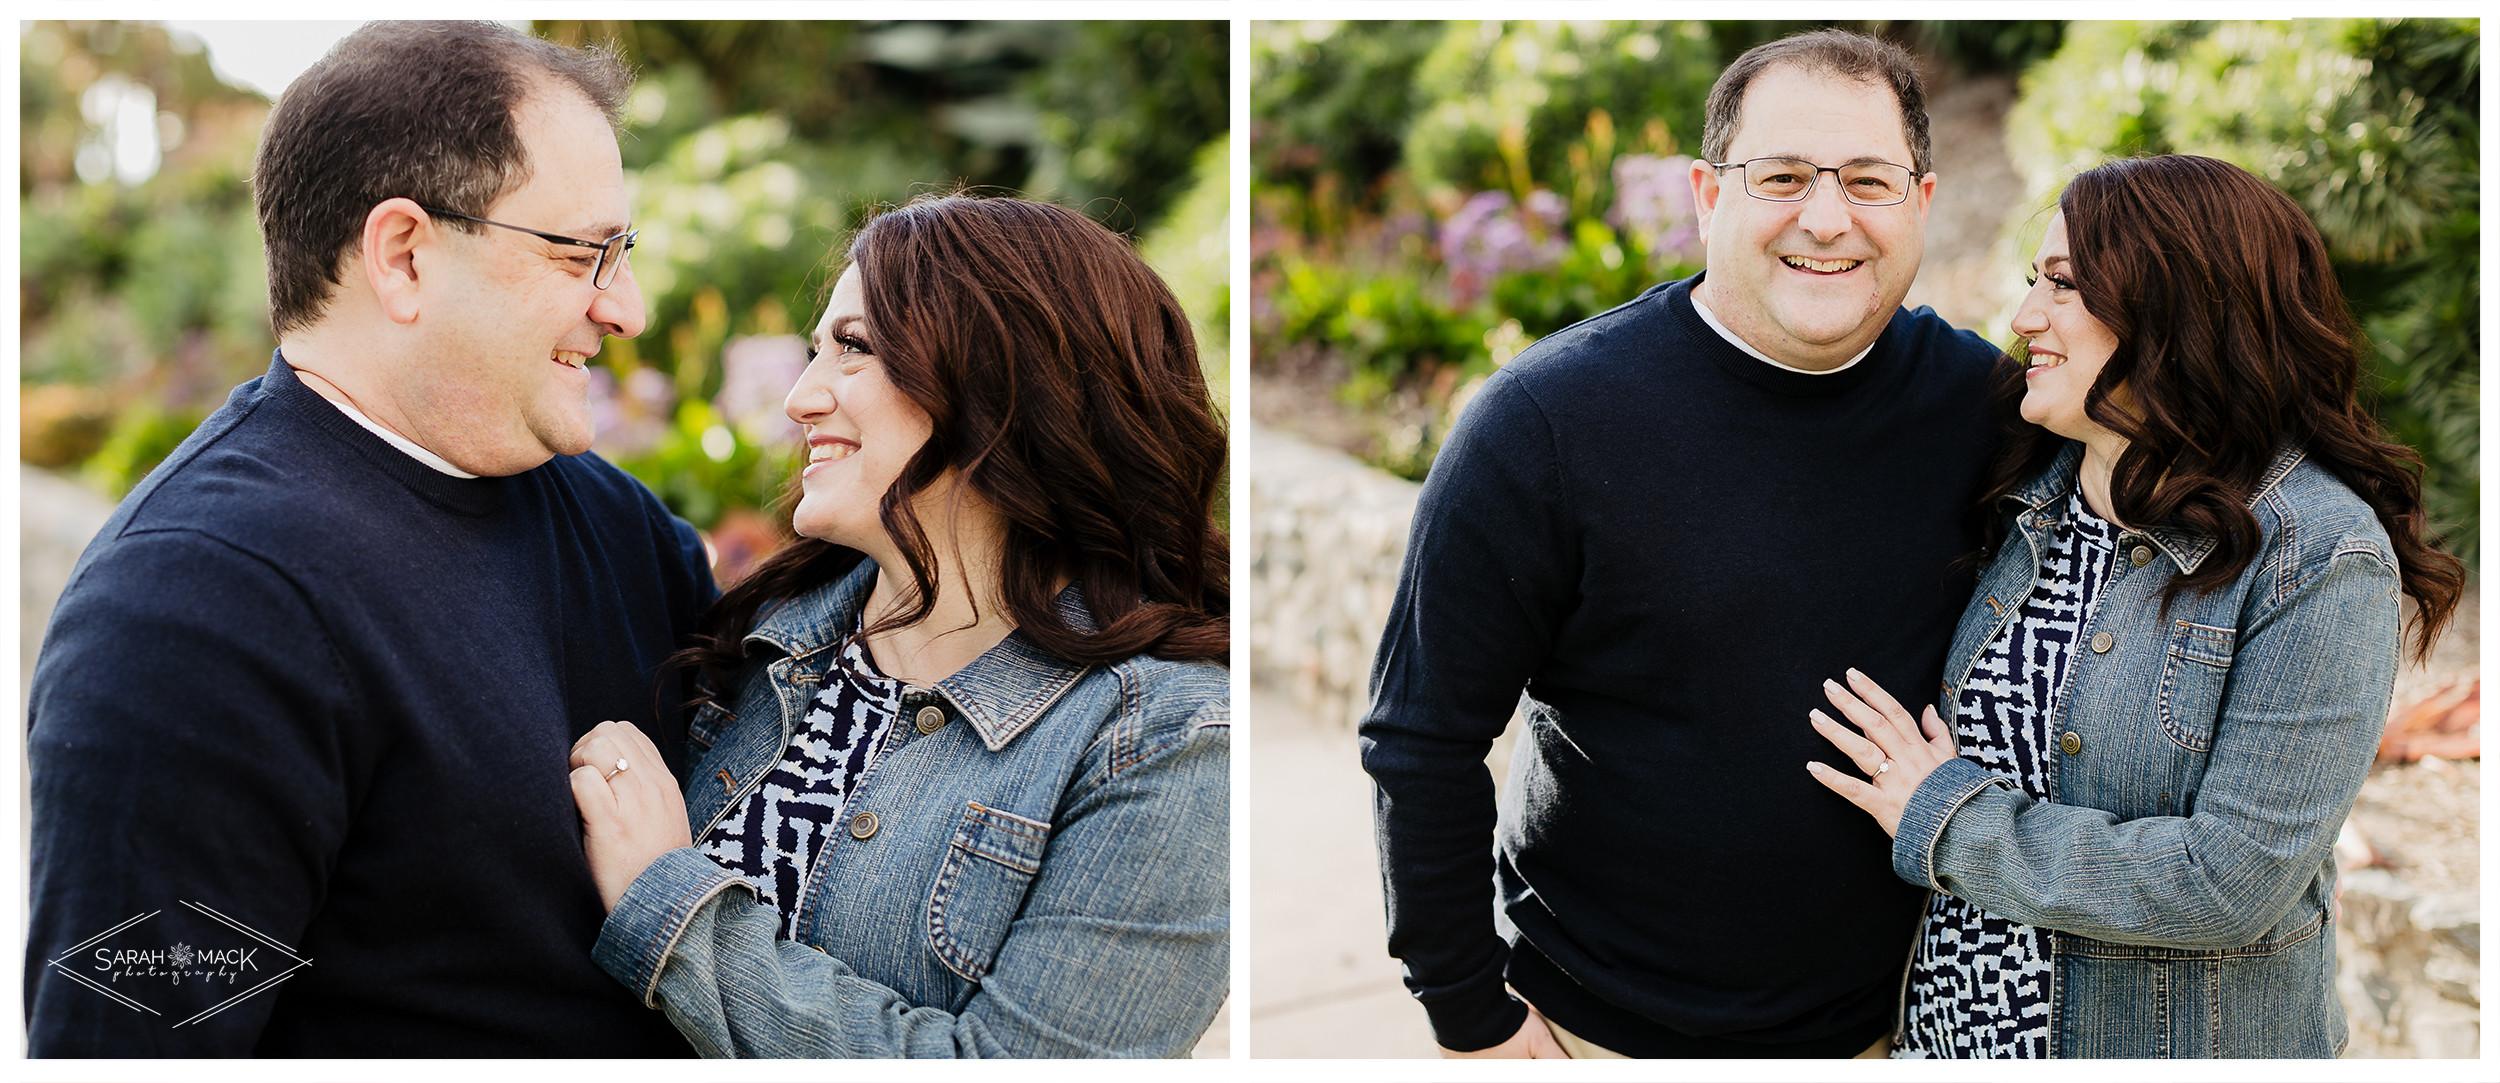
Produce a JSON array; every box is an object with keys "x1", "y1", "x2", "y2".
[
  {"x1": 1421, "y1": 979, "x2": 1530, "y2": 1053},
  {"x1": 592, "y1": 846, "x2": 753, "y2": 1007},
  {"x1": 1891, "y1": 757, "x2": 2011, "y2": 891}
]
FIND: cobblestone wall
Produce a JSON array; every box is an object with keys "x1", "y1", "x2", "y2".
[{"x1": 1246, "y1": 423, "x2": 1418, "y2": 731}]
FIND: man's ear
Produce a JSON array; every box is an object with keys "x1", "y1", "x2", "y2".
[
  {"x1": 1690, "y1": 158, "x2": 1721, "y2": 236},
  {"x1": 361, "y1": 198, "x2": 433, "y2": 325}
]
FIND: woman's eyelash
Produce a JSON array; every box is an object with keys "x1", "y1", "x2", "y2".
[{"x1": 808, "y1": 335, "x2": 874, "y2": 364}]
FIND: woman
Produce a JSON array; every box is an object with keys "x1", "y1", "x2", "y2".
[
  {"x1": 564, "y1": 194, "x2": 1230, "y2": 1057},
  {"x1": 1804, "y1": 155, "x2": 2462, "y2": 1058}
]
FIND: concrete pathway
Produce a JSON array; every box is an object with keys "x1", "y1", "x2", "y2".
[{"x1": 1247, "y1": 682, "x2": 1439, "y2": 1057}]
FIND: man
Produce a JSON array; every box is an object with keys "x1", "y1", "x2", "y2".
[
  {"x1": 1362, "y1": 30, "x2": 2000, "y2": 1058},
  {"x1": 27, "y1": 23, "x2": 714, "y2": 1055}
]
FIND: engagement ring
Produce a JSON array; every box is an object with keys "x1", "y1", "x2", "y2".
[{"x1": 605, "y1": 758, "x2": 629, "y2": 781}]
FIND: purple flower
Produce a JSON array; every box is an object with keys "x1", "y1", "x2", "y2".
[
  {"x1": 590, "y1": 365, "x2": 679, "y2": 458},
  {"x1": 1440, "y1": 189, "x2": 1568, "y2": 308},
  {"x1": 1608, "y1": 154, "x2": 1703, "y2": 267},
  {"x1": 715, "y1": 334, "x2": 810, "y2": 446}
]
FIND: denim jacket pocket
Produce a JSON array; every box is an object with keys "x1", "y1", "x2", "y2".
[
  {"x1": 2156, "y1": 621, "x2": 2235, "y2": 752},
  {"x1": 927, "y1": 801, "x2": 1053, "y2": 983}
]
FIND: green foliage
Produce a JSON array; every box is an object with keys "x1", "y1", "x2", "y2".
[
  {"x1": 1487, "y1": 219, "x2": 1658, "y2": 337},
  {"x1": 1137, "y1": 136, "x2": 1235, "y2": 416},
  {"x1": 2007, "y1": 18, "x2": 2480, "y2": 562},
  {"x1": 1402, "y1": 22, "x2": 1717, "y2": 206},
  {"x1": 1027, "y1": 22, "x2": 1229, "y2": 232},
  {"x1": 24, "y1": 20, "x2": 1229, "y2": 536},
  {"x1": 610, "y1": 400, "x2": 788, "y2": 532},
  {"x1": 1251, "y1": 21, "x2": 1446, "y2": 201},
  {"x1": 1252, "y1": 21, "x2": 1721, "y2": 479},
  {"x1": 81, "y1": 403, "x2": 205, "y2": 496}
]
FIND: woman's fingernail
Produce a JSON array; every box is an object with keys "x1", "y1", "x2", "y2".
[{"x1": 1847, "y1": 668, "x2": 1866, "y2": 681}]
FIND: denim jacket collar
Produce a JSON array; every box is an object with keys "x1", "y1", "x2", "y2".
[
  {"x1": 2001, "y1": 440, "x2": 2308, "y2": 576},
  {"x1": 743, "y1": 559, "x2": 1094, "y2": 752}
]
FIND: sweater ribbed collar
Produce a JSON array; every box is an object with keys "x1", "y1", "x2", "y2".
[
  {"x1": 1664, "y1": 275, "x2": 1890, "y2": 398},
  {"x1": 260, "y1": 352, "x2": 508, "y2": 517}
]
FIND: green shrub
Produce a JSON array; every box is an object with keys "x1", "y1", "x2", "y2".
[
  {"x1": 2007, "y1": 18, "x2": 2479, "y2": 562},
  {"x1": 1402, "y1": 22, "x2": 1718, "y2": 207}
]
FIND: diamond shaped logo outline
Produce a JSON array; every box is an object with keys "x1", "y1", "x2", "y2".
[{"x1": 46, "y1": 900, "x2": 314, "y2": 1028}]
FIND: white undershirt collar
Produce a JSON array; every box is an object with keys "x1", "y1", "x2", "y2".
[
  {"x1": 321, "y1": 395, "x2": 479, "y2": 478},
  {"x1": 1690, "y1": 290, "x2": 1876, "y2": 375}
]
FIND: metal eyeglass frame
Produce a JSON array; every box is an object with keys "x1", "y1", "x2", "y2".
[
  {"x1": 418, "y1": 205, "x2": 639, "y2": 289},
  {"x1": 1702, "y1": 157, "x2": 1918, "y2": 207}
]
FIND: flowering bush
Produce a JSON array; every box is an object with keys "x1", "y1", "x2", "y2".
[
  {"x1": 1440, "y1": 189, "x2": 1567, "y2": 309},
  {"x1": 1607, "y1": 154, "x2": 1703, "y2": 268}
]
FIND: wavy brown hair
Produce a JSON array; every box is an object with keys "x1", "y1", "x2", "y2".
[
  {"x1": 673, "y1": 193, "x2": 1229, "y2": 697},
  {"x1": 1976, "y1": 155, "x2": 2462, "y2": 661}
]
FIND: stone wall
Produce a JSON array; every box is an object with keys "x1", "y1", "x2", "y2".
[{"x1": 1245, "y1": 422, "x2": 1418, "y2": 730}]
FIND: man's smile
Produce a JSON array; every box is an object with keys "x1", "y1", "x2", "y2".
[{"x1": 1780, "y1": 255, "x2": 1865, "y2": 275}]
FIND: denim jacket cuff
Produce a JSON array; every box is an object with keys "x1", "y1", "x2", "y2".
[
  {"x1": 592, "y1": 846, "x2": 753, "y2": 1008},
  {"x1": 1892, "y1": 757, "x2": 2013, "y2": 891}
]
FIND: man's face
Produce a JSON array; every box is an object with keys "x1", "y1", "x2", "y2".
[
  {"x1": 413, "y1": 83, "x2": 644, "y2": 475},
  {"x1": 1690, "y1": 65, "x2": 1933, "y2": 369}
]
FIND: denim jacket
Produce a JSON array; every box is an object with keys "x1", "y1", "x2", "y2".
[
  {"x1": 591, "y1": 561, "x2": 1230, "y2": 1057},
  {"x1": 1894, "y1": 442, "x2": 2399, "y2": 1058}
]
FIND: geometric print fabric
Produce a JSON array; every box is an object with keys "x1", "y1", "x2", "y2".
[
  {"x1": 1901, "y1": 489, "x2": 2117, "y2": 1058},
  {"x1": 697, "y1": 632, "x2": 903, "y2": 939}
]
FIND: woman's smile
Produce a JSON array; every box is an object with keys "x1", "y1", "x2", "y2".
[{"x1": 802, "y1": 434, "x2": 859, "y2": 477}]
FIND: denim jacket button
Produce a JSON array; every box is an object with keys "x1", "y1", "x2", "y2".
[
  {"x1": 2060, "y1": 731, "x2": 2084, "y2": 755},
  {"x1": 2090, "y1": 631, "x2": 2114, "y2": 653},
  {"x1": 848, "y1": 811, "x2": 880, "y2": 839},
  {"x1": 2130, "y1": 545, "x2": 2154, "y2": 567},
  {"x1": 914, "y1": 705, "x2": 948, "y2": 735}
]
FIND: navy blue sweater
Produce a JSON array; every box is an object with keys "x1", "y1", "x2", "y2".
[
  {"x1": 1361, "y1": 276, "x2": 1999, "y2": 1055},
  {"x1": 27, "y1": 358, "x2": 715, "y2": 1056}
]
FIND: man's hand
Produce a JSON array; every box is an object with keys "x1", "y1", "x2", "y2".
[
  {"x1": 1441, "y1": 1008, "x2": 1570, "y2": 1058},
  {"x1": 568, "y1": 720, "x2": 693, "y2": 911}
]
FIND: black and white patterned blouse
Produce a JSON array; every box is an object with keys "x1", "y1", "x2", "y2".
[
  {"x1": 1899, "y1": 489, "x2": 2117, "y2": 1059},
  {"x1": 697, "y1": 633, "x2": 903, "y2": 938}
]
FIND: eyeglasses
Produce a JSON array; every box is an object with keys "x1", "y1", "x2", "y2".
[
  {"x1": 419, "y1": 205, "x2": 638, "y2": 289},
  {"x1": 1705, "y1": 157, "x2": 1918, "y2": 207}
]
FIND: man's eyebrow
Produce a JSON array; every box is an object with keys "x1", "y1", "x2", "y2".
[{"x1": 1758, "y1": 153, "x2": 1909, "y2": 167}]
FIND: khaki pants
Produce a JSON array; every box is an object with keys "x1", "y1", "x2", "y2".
[{"x1": 1546, "y1": 1017, "x2": 1892, "y2": 1059}]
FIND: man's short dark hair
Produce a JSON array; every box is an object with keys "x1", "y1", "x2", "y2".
[
  {"x1": 1701, "y1": 29, "x2": 1932, "y2": 176},
  {"x1": 252, "y1": 21, "x2": 630, "y2": 335}
]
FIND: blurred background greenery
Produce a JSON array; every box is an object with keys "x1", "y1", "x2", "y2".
[
  {"x1": 21, "y1": 19, "x2": 1230, "y2": 581},
  {"x1": 1252, "y1": 19, "x2": 2477, "y2": 563}
]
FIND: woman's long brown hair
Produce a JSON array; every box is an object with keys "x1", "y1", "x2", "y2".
[
  {"x1": 1975, "y1": 155, "x2": 2462, "y2": 662},
  {"x1": 672, "y1": 193, "x2": 1229, "y2": 699}
]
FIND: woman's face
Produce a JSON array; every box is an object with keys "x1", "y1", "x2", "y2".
[
  {"x1": 787, "y1": 265, "x2": 936, "y2": 552},
  {"x1": 2011, "y1": 212, "x2": 2126, "y2": 442}
]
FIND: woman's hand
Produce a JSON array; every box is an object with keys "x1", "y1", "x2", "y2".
[
  {"x1": 569, "y1": 720, "x2": 692, "y2": 912},
  {"x1": 1805, "y1": 668, "x2": 1958, "y2": 838}
]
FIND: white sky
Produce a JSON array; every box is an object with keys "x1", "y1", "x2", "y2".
[{"x1": 159, "y1": 20, "x2": 525, "y2": 99}]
